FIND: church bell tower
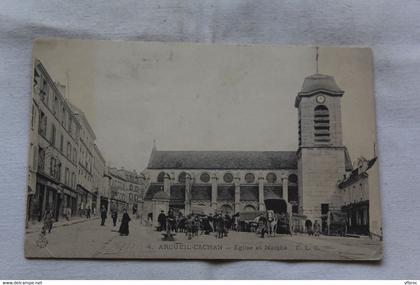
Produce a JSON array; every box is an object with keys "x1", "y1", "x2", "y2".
[{"x1": 295, "y1": 72, "x2": 348, "y2": 223}]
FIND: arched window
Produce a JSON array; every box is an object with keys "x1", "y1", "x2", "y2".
[
  {"x1": 314, "y1": 105, "x2": 330, "y2": 143},
  {"x1": 288, "y1": 174, "x2": 298, "y2": 184},
  {"x1": 157, "y1": 172, "x2": 165, "y2": 183},
  {"x1": 178, "y1": 172, "x2": 187, "y2": 183},
  {"x1": 266, "y1": 172, "x2": 277, "y2": 183},
  {"x1": 200, "y1": 172, "x2": 210, "y2": 183},
  {"x1": 223, "y1": 173, "x2": 233, "y2": 183},
  {"x1": 243, "y1": 205, "x2": 256, "y2": 212},
  {"x1": 220, "y1": 204, "x2": 233, "y2": 215},
  {"x1": 245, "y1": 173, "x2": 255, "y2": 184}
]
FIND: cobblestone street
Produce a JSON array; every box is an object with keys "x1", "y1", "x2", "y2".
[{"x1": 25, "y1": 218, "x2": 382, "y2": 260}]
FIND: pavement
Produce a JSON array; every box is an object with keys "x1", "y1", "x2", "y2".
[
  {"x1": 25, "y1": 216, "x2": 100, "y2": 234},
  {"x1": 24, "y1": 218, "x2": 383, "y2": 260}
]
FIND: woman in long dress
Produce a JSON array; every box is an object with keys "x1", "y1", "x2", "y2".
[{"x1": 119, "y1": 209, "x2": 131, "y2": 236}]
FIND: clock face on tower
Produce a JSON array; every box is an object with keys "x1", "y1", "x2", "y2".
[{"x1": 316, "y1": 95, "x2": 326, "y2": 104}]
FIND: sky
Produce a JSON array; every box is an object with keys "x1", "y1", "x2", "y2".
[{"x1": 32, "y1": 39, "x2": 377, "y2": 172}]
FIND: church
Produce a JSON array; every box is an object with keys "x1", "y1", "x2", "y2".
[{"x1": 141, "y1": 72, "x2": 377, "y2": 235}]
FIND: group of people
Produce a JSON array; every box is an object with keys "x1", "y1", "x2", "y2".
[
  {"x1": 38, "y1": 205, "x2": 132, "y2": 238},
  {"x1": 156, "y1": 210, "x2": 235, "y2": 240},
  {"x1": 253, "y1": 211, "x2": 280, "y2": 238},
  {"x1": 100, "y1": 205, "x2": 131, "y2": 236},
  {"x1": 305, "y1": 219, "x2": 321, "y2": 236},
  {"x1": 77, "y1": 206, "x2": 95, "y2": 218}
]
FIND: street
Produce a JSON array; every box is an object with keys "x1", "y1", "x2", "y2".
[{"x1": 25, "y1": 218, "x2": 382, "y2": 260}]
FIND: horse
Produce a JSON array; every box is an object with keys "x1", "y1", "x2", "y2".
[{"x1": 267, "y1": 210, "x2": 278, "y2": 237}]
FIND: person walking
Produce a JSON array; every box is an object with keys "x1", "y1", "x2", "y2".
[
  {"x1": 43, "y1": 209, "x2": 54, "y2": 234},
  {"x1": 313, "y1": 220, "x2": 321, "y2": 237},
  {"x1": 305, "y1": 219, "x2": 313, "y2": 236},
  {"x1": 185, "y1": 214, "x2": 194, "y2": 240},
  {"x1": 208, "y1": 213, "x2": 214, "y2": 232},
  {"x1": 118, "y1": 209, "x2": 131, "y2": 236},
  {"x1": 111, "y1": 209, "x2": 118, "y2": 227},
  {"x1": 167, "y1": 210, "x2": 176, "y2": 232},
  {"x1": 175, "y1": 212, "x2": 183, "y2": 233},
  {"x1": 258, "y1": 214, "x2": 267, "y2": 238},
  {"x1": 157, "y1": 210, "x2": 166, "y2": 232},
  {"x1": 223, "y1": 214, "x2": 231, "y2": 237},
  {"x1": 86, "y1": 206, "x2": 91, "y2": 219},
  {"x1": 63, "y1": 207, "x2": 70, "y2": 222},
  {"x1": 100, "y1": 205, "x2": 107, "y2": 226},
  {"x1": 193, "y1": 215, "x2": 200, "y2": 236},
  {"x1": 216, "y1": 214, "x2": 225, "y2": 239}
]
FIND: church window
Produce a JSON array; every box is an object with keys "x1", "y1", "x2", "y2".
[
  {"x1": 200, "y1": 173, "x2": 210, "y2": 183},
  {"x1": 178, "y1": 172, "x2": 187, "y2": 183},
  {"x1": 245, "y1": 173, "x2": 255, "y2": 183},
  {"x1": 220, "y1": 204, "x2": 233, "y2": 214},
  {"x1": 243, "y1": 205, "x2": 256, "y2": 212},
  {"x1": 266, "y1": 172, "x2": 277, "y2": 183},
  {"x1": 223, "y1": 173, "x2": 233, "y2": 183},
  {"x1": 288, "y1": 174, "x2": 298, "y2": 184},
  {"x1": 157, "y1": 171, "x2": 165, "y2": 183},
  {"x1": 314, "y1": 105, "x2": 330, "y2": 143}
]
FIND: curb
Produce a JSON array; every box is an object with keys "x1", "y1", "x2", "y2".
[{"x1": 26, "y1": 217, "x2": 100, "y2": 234}]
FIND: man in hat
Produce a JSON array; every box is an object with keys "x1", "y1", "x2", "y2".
[{"x1": 157, "y1": 210, "x2": 166, "y2": 232}]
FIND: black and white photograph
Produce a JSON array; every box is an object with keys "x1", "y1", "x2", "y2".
[{"x1": 24, "y1": 39, "x2": 382, "y2": 260}]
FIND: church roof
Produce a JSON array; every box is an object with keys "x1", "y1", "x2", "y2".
[
  {"x1": 295, "y1": 73, "x2": 344, "y2": 107},
  {"x1": 147, "y1": 150, "x2": 297, "y2": 170},
  {"x1": 300, "y1": 74, "x2": 344, "y2": 95}
]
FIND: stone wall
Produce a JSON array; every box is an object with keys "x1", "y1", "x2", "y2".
[{"x1": 298, "y1": 147, "x2": 346, "y2": 221}]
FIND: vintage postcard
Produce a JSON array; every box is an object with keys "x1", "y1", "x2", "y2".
[{"x1": 25, "y1": 39, "x2": 382, "y2": 260}]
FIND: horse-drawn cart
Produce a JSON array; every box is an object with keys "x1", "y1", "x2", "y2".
[
  {"x1": 236, "y1": 211, "x2": 265, "y2": 232},
  {"x1": 264, "y1": 198, "x2": 292, "y2": 234}
]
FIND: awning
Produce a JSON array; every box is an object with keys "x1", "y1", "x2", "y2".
[
  {"x1": 264, "y1": 198, "x2": 287, "y2": 213},
  {"x1": 329, "y1": 211, "x2": 347, "y2": 224}
]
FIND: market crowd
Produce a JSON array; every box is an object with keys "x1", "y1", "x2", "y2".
[{"x1": 156, "y1": 209, "x2": 237, "y2": 240}]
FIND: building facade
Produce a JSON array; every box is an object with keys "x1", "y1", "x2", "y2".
[
  {"x1": 27, "y1": 59, "x2": 107, "y2": 223},
  {"x1": 337, "y1": 156, "x2": 377, "y2": 235},
  {"x1": 142, "y1": 150, "x2": 299, "y2": 219},
  {"x1": 93, "y1": 143, "x2": 107, "y2": 215},
  {"x1": 70, "y1": 104, "x2": 96, "y2": 215},
  {"x1": 28, "y1": 59, "x2": 81, "y2": 222},
  {"x1": 108, "y1": 167, "x2": 144, "y2": 215},
  {"x1": 141, "y1": 73, "x2": 378, "y2": 235}
]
